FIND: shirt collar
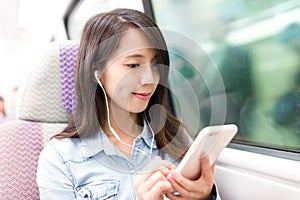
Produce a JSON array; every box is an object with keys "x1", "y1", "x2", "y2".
[
  {"x1": 81, "y1": 118, "x2": 157, "y2": 157},
  {"x1": 138, "y1": 118, "x2": 157, "y2": 149}
]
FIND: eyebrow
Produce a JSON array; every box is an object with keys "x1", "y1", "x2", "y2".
[
  {"x1": 124, "y1": 53, "x2": 157, "y2": 61},
  {"x1": 124, "y1": 54, "x2": 145, "y2": 58}
]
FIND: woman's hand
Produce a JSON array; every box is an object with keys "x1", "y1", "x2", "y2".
[
  {"x1": 134, "y1": 166, "x2": 174, "y2": 200},
  {"x1": 165, "y1": 157, "x2": 216, "y2": 200}
]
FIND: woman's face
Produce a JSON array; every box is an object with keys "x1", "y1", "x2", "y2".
[{"x1": 99, "y1": 28, "x2": 160, "y2": 114}]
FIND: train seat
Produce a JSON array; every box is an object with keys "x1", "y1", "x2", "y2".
[{"x1": 0, "y1": 41, "x2": 79, "y2": 199}]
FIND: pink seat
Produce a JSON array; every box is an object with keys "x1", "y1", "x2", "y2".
[{"x1": 0, "y1": 41, "x2": 79, "y2": 199}]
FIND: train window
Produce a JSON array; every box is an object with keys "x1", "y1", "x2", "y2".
[
  {"x1": 67, "y1": 0, "x2": 110, "y2": 40},
  {"x1": 66, "y1": 0, "x2": 144, "y2": 40},
  {"x1": 149, "y1": 0, "x2": 300, "y2": 153}
]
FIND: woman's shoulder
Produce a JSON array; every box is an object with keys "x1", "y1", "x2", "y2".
[{"x1": 42, "y1": 137, "x2": 83, "y2": 162}]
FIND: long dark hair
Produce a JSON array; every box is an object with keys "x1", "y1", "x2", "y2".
[{"x1": 54, "y1": 8, "x2": 190, "y2": 159}]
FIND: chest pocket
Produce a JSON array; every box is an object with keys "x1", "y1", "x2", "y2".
[{"x1": 76, "y1": 179, "x2": 120, "y2": 200}]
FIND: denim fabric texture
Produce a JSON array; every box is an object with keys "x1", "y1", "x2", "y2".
[
  {"x1": 37, "y1": 121, "x2": 179, "y2": 199},
  {"x1": 37, "y1": 121, "x2": 219, "y2": 200}
]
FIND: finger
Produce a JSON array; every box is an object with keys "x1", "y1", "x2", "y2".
[
  {"x1": 148, "y1": 180, "x2": 173, "y2": 197},
  {"x1": 137, "y1": 170, "x2": 170, "y2": 195},
  {"x1": 134, "y1": 171, "x2": 153, "y2": 190},
  {"x1": 211, "y1": 161, "x2": 216, "y2": 172},
  {"x1": 167, "y1": 175, "x2": 212, "y2": 200},
  {"x1": 139, "y1": 180, "x2": 173, "y2": 200},
  {"x1": 167, "y1": 159, "x2": 215, "y2": 199},
  {"x1": 166, "y1": 164, "x2": 176, "y2": 170},
  {"x1": 167, "y1": 170, "x2": 195, "y2": 197},
  {"x1": 134, "y1": 165, "x2": 170, "y2": 189},
  {"x1": 161, "y1": 165, "x2": 173, "y2": 176},
  {"x1": 200, "y1": 157, "x2": 214, "y2": 185},
  {"x1": 164, "y1": 191, "x2": 182, "y2": 200},
  {"x1": 165, "y1": 187, "x2": 201, "y2": 200},
  {"x1": 168, "y1": 169, "x2": 196, "y2": 189}
]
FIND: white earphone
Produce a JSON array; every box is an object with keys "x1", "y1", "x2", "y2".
[
  {"x1": 94, "y1": 70, "x2": 121, "y2": 141},
  {"x1": 94, "y1": 70, "x2": 155, "y2": 160}
]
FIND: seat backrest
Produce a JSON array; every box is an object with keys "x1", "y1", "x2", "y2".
[{"x1": 0, "y1": 41, "x2": 79, "y2": 199}]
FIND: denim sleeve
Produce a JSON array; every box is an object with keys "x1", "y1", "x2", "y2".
[{"x1": 36, "y1": 142, "x2": 76, "y2": 199}]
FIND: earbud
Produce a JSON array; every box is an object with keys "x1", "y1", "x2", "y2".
[{"x1": 94, "y1": 70, "x2": 103, "y2": 87}]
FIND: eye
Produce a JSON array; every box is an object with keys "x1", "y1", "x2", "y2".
[{"x1": 126, "y1": 63, "x2": 140, "y2": 68}]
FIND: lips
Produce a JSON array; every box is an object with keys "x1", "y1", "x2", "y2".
[{"x1": 132, "y1": 92, "x2": 152, "y2": 100}]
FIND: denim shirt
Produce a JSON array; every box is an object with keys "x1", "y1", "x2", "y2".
[{"x1": 37, "y1": 122, "x2": 219, "y2": 200}]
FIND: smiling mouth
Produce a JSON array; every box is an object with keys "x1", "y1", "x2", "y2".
[{"x1": 132, "y1": 92, "x2": 152, "y2": 100}]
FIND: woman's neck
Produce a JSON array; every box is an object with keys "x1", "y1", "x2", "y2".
[
  {"x1": 103, "y1": 103, "x2": 144, "y2": 158},
  {"x1": 106, "y1": 112, "x2": 142, "y2": 141}
]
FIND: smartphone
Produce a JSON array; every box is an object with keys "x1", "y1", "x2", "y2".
[{"x1": 176, "y1": 124, "x2": 238, "y2": 180}]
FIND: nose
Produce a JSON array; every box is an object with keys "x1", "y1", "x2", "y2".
[{"x1": 140, "y1": 64, "x2": 160, "y2": 85}]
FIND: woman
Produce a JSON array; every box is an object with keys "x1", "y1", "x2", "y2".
[
  {"x1": 0, "y1": 96, "x2": 6, "y2": 122},
  {"x1": 37, "y1": 8, "x2": 218, "y2": 200}
]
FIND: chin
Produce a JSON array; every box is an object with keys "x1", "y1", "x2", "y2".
[
  {"x1": 130, "y1": 108, "x2": 147, "y2": 114},
  {"x1": 129, "y1": 105, "x2": 148, "y2": 114}
]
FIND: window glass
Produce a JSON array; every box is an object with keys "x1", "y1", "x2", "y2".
[
  {"x1": 67, "y1": 0, "x2": 144, "y2": 41},
  {"x1": 151, "y1": 0, "x2": 300, "y2": 151},
  {"x1": 68, "y1": 0, "x2": 110, "y2": 41}
]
